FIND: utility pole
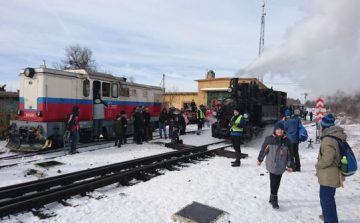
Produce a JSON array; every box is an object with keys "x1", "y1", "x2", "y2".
[
  {"x1": 162, "y1": 74, "x2": 165, "y2": 93},
  {"x1": 258, "y1": 1, "x2": 266, "y2": 83}
]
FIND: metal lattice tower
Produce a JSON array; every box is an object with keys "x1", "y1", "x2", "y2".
[{"x1": 259, "y1": 1, "x2": 266, "y2": 56}]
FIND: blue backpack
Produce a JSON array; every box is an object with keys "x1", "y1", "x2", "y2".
[
  {"x1": 325, "y1": 136, "x2": 357, "y2": 177},
  {"x1": 298, "y1": 122, "x2": 308, "y2": 142}
]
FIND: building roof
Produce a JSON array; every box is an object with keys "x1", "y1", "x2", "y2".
[
  {"x1": 163, "y1": 92, "x2": 197, "y2": 95},
  {"x1": 195, "y1": 77, "x2": 268, "y2": 89},
  {"x1": 0, "y1": 91, "x2": 19, "y2": 98},
  {"x1": 200, "y1": 87, "x2": 228, "y2": 91}
]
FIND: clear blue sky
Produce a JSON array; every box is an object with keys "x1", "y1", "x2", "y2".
[{"x1": 1, "y1": 0, "x2": 358, "y2": 102}]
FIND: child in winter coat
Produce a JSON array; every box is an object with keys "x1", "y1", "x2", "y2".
[{"x1": 257, "y1": 121, "x2": 294, "y2": 209}]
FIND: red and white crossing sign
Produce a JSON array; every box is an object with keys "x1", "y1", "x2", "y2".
[{"x1": 316, "y1": 97, "x2": 325, "y2": 123}]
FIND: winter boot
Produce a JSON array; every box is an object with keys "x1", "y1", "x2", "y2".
[
  {"x1": 270, "y1": 195, "x2": 279, "y2": 209},
  {"x1": 231, "y1": 160, "x2": 241, "y2": 167}
]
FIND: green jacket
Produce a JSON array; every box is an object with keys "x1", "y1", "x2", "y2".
[
  {"x1": 315, "y1": 126, "x2": 346, "y2": 188},
  {"x1": 113, "y1": 120, "x2": 123, "y2": 134}
]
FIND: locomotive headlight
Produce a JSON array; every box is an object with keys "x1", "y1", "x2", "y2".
[
  {"x1": 36, "y1": 111, "x2": 42, "y2": 117},
  {"x1": 244, "y1": 113, "x2": 249, "y2": 119},
  {"x1": 213, "y1": 111, "x2": 217, "y2": 116},
  {"x1": 24, "y1": 68, "x2": 35, "y2": 78},
  {"x1": 227, "y1": 87, "x2": 232, "y2": 93}
]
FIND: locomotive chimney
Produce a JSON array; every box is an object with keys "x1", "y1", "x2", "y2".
[{"x1": 206, "y1": 70, "x2": 215, "y2": 79}]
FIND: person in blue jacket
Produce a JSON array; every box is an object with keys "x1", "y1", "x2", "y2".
[{"x1": 283, "y1": 109, "x2": 303, "y2": 172}]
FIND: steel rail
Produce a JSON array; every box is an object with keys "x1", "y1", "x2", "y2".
[{"x1": 0, "y1": 146, "x2": 222, "y2": 218}]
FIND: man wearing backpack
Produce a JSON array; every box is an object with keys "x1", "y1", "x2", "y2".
[
  {"x1": 283, "y1": 109, "x2": 303, "y2": 172},
  {"x1": 316, "y1": 113, "x2": 346, "y2": 223}
]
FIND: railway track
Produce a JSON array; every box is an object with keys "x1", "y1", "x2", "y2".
[
  {"x1": 0, "y1": 142, "x2": 230, "y2": 218},
  {"x1": 0, "y1": 131, "x2": 198, "y2": 169}
]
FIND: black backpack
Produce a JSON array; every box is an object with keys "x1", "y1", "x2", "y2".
[{"x1": 64, "y1": 114, "x2": 73, "y2": 130}]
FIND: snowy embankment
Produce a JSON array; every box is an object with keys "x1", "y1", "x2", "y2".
[{"x1": 1, "y1": 123, "x2": 360, "y2": 223}]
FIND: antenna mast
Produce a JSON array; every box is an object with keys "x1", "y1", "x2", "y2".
[
  {"x1": 259, "y1": 1, "x2": 266, "y2": 56},
  {"x1": 258, "y1": 1, "x2": 266, "y2": 83}
]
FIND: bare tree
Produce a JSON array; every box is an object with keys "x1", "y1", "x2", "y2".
[
  {"x1": 163, "y1": 86, "x2": 179, "y2": 109},
  {"x1": 53, "y1": 44, "x2": 98, "y2": 71},
  {"x1": 128, "y1": 76, "x2": 135, "y2": 83}
]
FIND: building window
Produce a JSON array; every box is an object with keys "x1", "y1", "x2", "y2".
[
  {"x1": 111, "y1": 83, "x2": 118, "y2": 98},
  {"x1": 102, "y1": 82, "x2": 110, "y2": 97},
  {"x1": 143, "y1": 90, "x2": 147, "y2": 98},
  {"x1": 83, "y1": 79, "x2": 90, "y2": 97}
]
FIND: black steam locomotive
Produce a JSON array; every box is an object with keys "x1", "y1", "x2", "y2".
[{"x1": 211, "y1": 78, "x2": 287, "y2": 140}]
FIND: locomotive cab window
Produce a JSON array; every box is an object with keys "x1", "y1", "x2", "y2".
[
  {"x1": 83, "y1": 79, "x2": 90, "y2": 97},
  {"x1": 102, "y1": 82, "x2": 110, "y2": 97},
  {"x1": 111, "y1": 83, "x2": 118, "y2": 98}
]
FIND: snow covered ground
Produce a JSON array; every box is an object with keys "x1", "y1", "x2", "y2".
[{"x1": 1, "y1": 123, "x2": 360, "y2": 223}]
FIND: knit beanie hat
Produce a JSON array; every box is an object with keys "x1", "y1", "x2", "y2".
[
  {"x1": 273, "y1": 121, "x2": 284, "y2": 131},
  {"x1": 320, "y1": 114, "x2": 335, "y2": 128},
  {"x1": 285, "y1": 109, "x2": 291, "y2": 116}
]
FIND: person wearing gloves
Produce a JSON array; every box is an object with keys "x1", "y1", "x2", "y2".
[
  {"x1": 257, "y1": 121, "x2": 294, "y2": 209},
  {"x1": 229, "y1": 108, "x2": 246, "y2": 167}
]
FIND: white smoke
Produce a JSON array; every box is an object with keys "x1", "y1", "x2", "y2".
[{"x1": 238, "y1": 0, "x2": 360, "y2": 95}]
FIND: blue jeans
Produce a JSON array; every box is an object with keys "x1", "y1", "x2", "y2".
[
  {"x1": 159, "y1": 122, "x2": 167, "y2": 138},
  {"x1": 71, "y1": 130, "x2": 79, "y2": 152},
  {"x1": 320, "y1": 185, "x2": 338, "y2": 223}
]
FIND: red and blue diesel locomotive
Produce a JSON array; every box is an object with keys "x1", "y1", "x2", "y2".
[{"x1": 6, "y1": 67, "x2": 162, "y2": 151}]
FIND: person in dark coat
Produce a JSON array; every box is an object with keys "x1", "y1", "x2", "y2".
[
  {"x1": 113, "y1": 114, "x2": 122, "y2": 148},
  {"x1": 283, "y1": 109, "x2": 303, "y2": 172},
  {"x1": 133, "y1": 107, "x2": 144, "y2": 144},
  {"x1": 179, "y1": 110, "x2": 186, "y2": 135},
  {"x1": 67, "y1": 106, "x2": 80, "y2": 154},
  {"x1": 309, "y1": 111, "x2": 313, "y2": 121},
  {"x1": 159, "y1": 107, "x2": 168, "y2": 139},
  {"x1": 167, "y1": 107, "x2": 174, "y2": 139},
  {"x1": 257, "y1": 121, "x2": 294, "y2": 209},
  {"x1": 120, "y1": 111, "x2": 128, "y2": 144},
  {"x1": 190, "y1": 99, "x2": 196, "y2": 112},
  {"x1": 172, "y1": 109, "x2": 181, "y2": 143},
  {"x1": 143, "y1": 108, "x2": 151, "y2": 142},
  {"x1": 131, "y1": 107, "x2": 137, "y2": 140},
  {"x1": 229, "y1": 108, "x2": 246, "y2": 167}
]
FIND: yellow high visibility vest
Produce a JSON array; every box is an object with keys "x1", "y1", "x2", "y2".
[
  {"x1": 197, "y1": 109, "x2": 205, "y2": 119},
  {"x1": 230, "y1": 115, "x2": 243, "y2": 132}
]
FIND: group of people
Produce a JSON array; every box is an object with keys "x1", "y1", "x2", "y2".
[
  {"x1": 159, "y1": 107, "x2": 190, "y2": 143},
  {"x1": 66, "y1": 102, "x2": 344, "y2": 222},
  {"x1": 130, "y1": 107, "x2": 152, "y2": 145},
  {"x1": 255, "y1": 108, "x2": 344, "y2": 222}
]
